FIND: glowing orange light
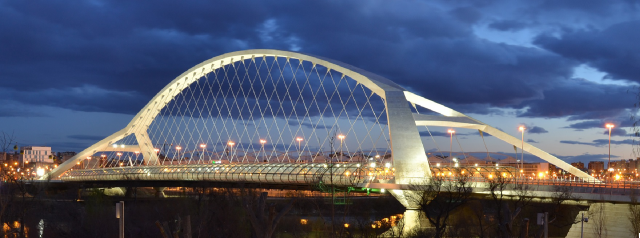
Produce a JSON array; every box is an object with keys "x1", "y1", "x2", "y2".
[
  {"x1": 200, "y1": 144, "x2": 206, "y2": 148},
  {"x1": 448, "y1": 129, "x2": 455, "y2": 134},
  {"x1": 227, "y1": 141, "x2": 235, "y2": 146},
  {"x1": 337, "y1": 134, "x2": 345, "y2": 140},
  {"x1": 606, "y1": 124, "x2": 614, "y2": 129},
  {"x1": 259, "y1": 139, "x2": 267, "y2": 144},
  {"x1": 175, "y1": 146, "x2": 182, "y2": 150},
  {"x1": 296, "y1": 137, "x2": 303, "y2": 142},
  {"x1": 519, "y1": 126, "x2": 526, "y2": 131}
]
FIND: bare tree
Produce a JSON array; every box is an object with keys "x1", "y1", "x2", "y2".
[
  {"x1": 485, "y1": 175, "x2": 533, "y2": 238},
  {"x1": 0, "y1": 131, "x2": 16, "y2": 161},
  {"x1": 242, "y1": 191, "x2": 295, "y2": 238},
  {"x1": 408, "y1": 170, "x2": 473, "y2": 238},
  {"x1": 629, "y1": 190, "x2": 640, "y2": 235},
  {"x1": 590, "y1": 200, "x2": 607, "y2": 238}
]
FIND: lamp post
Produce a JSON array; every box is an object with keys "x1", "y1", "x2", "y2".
[
  {"x1": 100, "y1": 154, "x2": 106, "y2": 168},
  {"x1": 116, "y1": 152, "x2": 122, "y2": 167},
  {"x1": 338, "y1": 134, "x2": 345, "y2": 162},
  {"x1": 227, "y1": 141, "x2": 235, "y2": 162},
  {"x1": 519, "y1": 126, "x2": 526, "y2": 179},
  {"x1": 176, "y1": 146, "x2": 182, "y2": 164},
  {"x1": 296, "y1": 137, "x2": 303, "y2": 157},
  {"x1": 259, "y1": 139, "x2": 267, "y2": 163},
  {"x1": 199, "y1": 144, "x2": 206, "y2": 164},
  {"x1": 154, "y1": 148, "x2": 160, "y2": 165},
  {"x1": 85, "y1": 156, "x2": 91, "y2": 169},
  {"x1": 606, "y1": 124, "x2": 614, "y2": 181},
  {"x1": 448, "y1": 129, "x2": 455, "y2": 160},
  {"x1": 133, "y1": 151, "x2": 139, "y2": 166}
]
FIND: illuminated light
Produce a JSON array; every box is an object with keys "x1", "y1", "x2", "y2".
[
  {"x1": 113, "y1": 144, "x2": 118, "y2": 148},
  {"x1": 259, "y1": 139, "x2": 266, "y2": 144},
  {"x1": 356, "y1": 164, "x2": 361, "y2": 167},
  {"x1": 380, "y1": 188, "x2": 385, "y2": 193},
  {"x1": 120, "y1": 144, "x2": 125, "y2": 148},
  {"x1": 344, "y1": 223, "x2": 350, "y2": 228},
  {"x1": 488, "y1": 174, "x2": 493, "y2": 179},
  {"x1": 606, "y1": 124, "x2": 614, "y2": 129},
  {"x1": 154, "y1": 148, "x2": 160, "y2": 153},
  {"x1": 385, "y1": 163, "x2": 391, "y2": 168},
  {"x1": 519, "y1": 126, "x2": 526, "y2": 132},
  {"x1": 448, "y1": 129, "x2": 455, "y2": 134},
  {"x1": 502, "y1": 173, "x2": 506, "y2": 177},
  {"x1": 200, "y1": 144, "x2": 207, "y2": 148},
  {"x1": 117, "y1": 152, "x2": 122, "y2": 156},
  {"x1": 370, "y1": 162, "x2": 376, "y2": 168},
  {"x1": 296, "y1": 137, "x2": 303, "y2": 142},
  {"x1": 615, "y1": 174, "x2": 620, "y2": 180},
  {"x1": 86, "y1": 156, "x2": 91, "y2": 160},
  {"x1": 300, "y1": 219, "x2": 308, "y2": 225},
  {"x1": 475, "y1": 163, "x2": 478, "y2": 167},
  {"x1": 454, "y1": 163, "x2": 459, "y2": 167},
  {"x1": 134, "y1": 151, "x2": 140, "y2": 155},
  {"x1": 345, "y1": 171, "x2": 350, "y2": 176},
  {"x1": 436, "y1": 163, "x2": 440, "y2": 167},
  {"x1": 228, "y1": 141, "x2": 235, "y2": 146},
  {"x1": 371, "y1": 224, "x2": 377, "y2": 229},
  {"x1": 77, "y1": 161, "x2": 80, "y2": 165},
  {"x1": 461, "y1": 170, "x2": 465, "y2": 174},
  {"x1": 176, "y1": 146, "x2": 182, "y2": 150},
  {"x1": 36, "y1": 168, "x2": 45, "y2": 177},
  {"x1": 337, "y1": 134, "x2": 345, "y2": 140},
  {"x1": 375, "y1": 155, "x2": 380, "y2": 158},
  {"x1": 101, "y1": 154, "x2": 106, "y2": 158},
  {"x1": 538, "y1": 172, "x2": 544, "y2": 178}
]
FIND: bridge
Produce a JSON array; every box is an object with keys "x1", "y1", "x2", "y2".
[{"x1": 42, "y1": 49, "x2": 637, "y2": 237}]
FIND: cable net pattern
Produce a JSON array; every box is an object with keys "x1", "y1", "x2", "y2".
[{"x1": 86, "y1": 57, "x2": 391, "y2": 169}]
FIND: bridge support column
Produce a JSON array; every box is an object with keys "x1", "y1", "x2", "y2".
[
  {"x1": 565, "y1": 202, "x2": 634, "y2": 238},
  {"x1": 154, "y1": 187, "x2": 166, "y2": 198}
]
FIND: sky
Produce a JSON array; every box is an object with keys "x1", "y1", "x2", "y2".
[{"x1": 0, "y1": 0, "x2": 639, "y2": 164}]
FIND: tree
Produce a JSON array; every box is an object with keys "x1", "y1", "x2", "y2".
[
  {"x1": 408, "y1": 169, "x2": 473, "y2": 238},
  {"x1": 629, "y1": 190, "x2": 640, "y2": 235},
  {"x1": 0, "y1": 131, "x2": 16, "y2": 161},
  {"x1": 485, "y1": 174, "x2": 533, "y2": 238},
  {"x1": 242, "y1": 191, "x2": 295, "y2": 238},
  {"x1": 590, "y1": 199, "x2": 607, "y2": 238}
]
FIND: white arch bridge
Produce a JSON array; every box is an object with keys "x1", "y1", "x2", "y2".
[{"x1": 44, "y1": 49, "x2": 603, "y2": 207}]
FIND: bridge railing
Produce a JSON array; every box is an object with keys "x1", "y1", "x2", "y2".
[{"x1": 60, "y1": 163, "x2": 395, "y2": 187}]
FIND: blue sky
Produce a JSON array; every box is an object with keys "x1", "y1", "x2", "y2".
[{"x1": 0, "y1": 0, "x2": 638, "y2": 164}]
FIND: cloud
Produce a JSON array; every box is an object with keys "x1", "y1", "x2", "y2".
[
  {"x1": 526, "y1": 139, "x2": 538, "y2": 143},
  {"x1": 556, "y1": 153, "x2": 620, "y2": 163},
  {"x1": 603, "y1": 128, "x2": 629, "y2": 137},
  {"x1": 67, "y1": 135, "x2": 105, "y2": 141},
  {"x1": 528, "y1": 126, "x2": 548, "y2": 134},
  {"x1": 560, "y1": 139, "x2": 635, "y2": 147},
  {"x1": 0, "y1": 0, "x2": 636, "y2": 125},
  {"x1": 534, "y1": 20, "x2": 640, "y2": 83}
]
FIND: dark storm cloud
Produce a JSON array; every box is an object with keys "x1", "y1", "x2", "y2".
[
  {"x1": 0, "y1": 0, "x2": 637, "y2": 122},
  {"x1": 534, "y1": 20, "x2": 640, "y2": 83},
  {"x1": 528, "y1": 126, "x2": 548, "y2": 134},
  {"x1": 560, "y1": 139, "x2": 635, "y2": 147},
  {"x1": 603, "y1": 128, "x2": 629, "y2": 137},
  {"x1": 565, "y1": 118, "x2": 634, "y2": 130},
  {"x1": 518, "y1": 78, "x2": 634, "y2": 118}
]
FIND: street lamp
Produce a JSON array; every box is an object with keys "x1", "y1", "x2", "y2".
[
  {"x1": 447, "y1": 129, "x2": 455, "y2": 160},
  {"x1": 296, "y1": 137, "x2": 304, "y2": 158},
  {"x1": 227, "y1": 141, "x2": 235, "y2": 162},
  {"x1": 116, "y1": 152, "x2": 123, "y2": 167},
  {"x1": 133, "y1": 151, "x2": 139, "y2": 166},
  {"x1": 175, "y1": 146, "x2": 182, "y2": 163},
  {"x1": 199, "y1": 144, "x2": 206, "y2": 164},
  {"x1": 519, "y1": 126, "x2": 526, "y2": 179},
  {"x1": 259, "y1": 139, "x2": 267, "y2": 163},
  {"x1": 606, "y1": 123, "x2": 614, "y2": 181},
  {"x1": 337, "y1": 134, "x2": 345, "y2": 162},
  {"x1": 101, "y1": 154, "x2": 106, "y2": 168}
]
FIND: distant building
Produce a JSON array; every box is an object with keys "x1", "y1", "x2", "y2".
[
  {"x1": 571, "y1": 162, "x2": 585, "y2": 170},
  {"x1": 20, "y1": 146, "x2": 53, "y2": 165},
  {"x1": 588, "y1": 161, "x2": 605, "y2": 174},
  {"x1": 57, "y1": 151, "x2": 77, "y2": 163},
  {"x1": 608, "y1": 158, "x2": 640, "y2": 174}
]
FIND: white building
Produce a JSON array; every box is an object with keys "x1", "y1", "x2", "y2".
[{"x1": 21, "y1": 146, "x2": 53, "y2": 164}]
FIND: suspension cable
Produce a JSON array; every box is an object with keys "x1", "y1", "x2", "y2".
[
  {"x1": 413, "y1": 106, "x2": 445, "y2": 158},
  {"x1": 454, "y1": 133, "x2": 467, "y2": 159}
]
